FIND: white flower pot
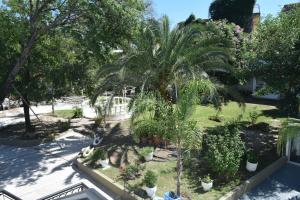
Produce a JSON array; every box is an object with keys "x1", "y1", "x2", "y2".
[
  {"x1": 99, "y1": 159, "x2": 109, "y2": 168},
  {"x1": 246, "y1": 160, "x2": 258, "y2": 172},
  {"x1": 144, "y1": 152, "x2": 154, "y2": 161},
  {"x1": 201, "y1": 181, "x2": 213, "y2": 191},
  {"x1": 145, "y1": 186, "x2": 157, "y2": 198}
]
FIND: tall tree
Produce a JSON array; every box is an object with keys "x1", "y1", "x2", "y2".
[
  {"x1": 247, "y1": 8, "x2": 300, "y2": 117},
  {"x1": 94, "y1": 16, "x2": 235, "y2": 103},
  {"x1": 209, "y1": 0, "x2": 256, "y2": 32},
  {"x1": 0, "y1": 0, "x2": 146, "y2": 132},
  {"x1": 0, "y1": 0, "x2": 146, "y2": 104}
]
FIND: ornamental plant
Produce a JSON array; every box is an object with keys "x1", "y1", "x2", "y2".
[
  {"x1": 248, "y1": 109, "x2": 259, "y2": 125},
  {"x1": 201, "y1": 174, "x2": 212, "y2": 183},
  {"x1": 143, "y1": 170, "x2": 158, "y2": 188},
  {"x1": 247, "y1": 149, "x2": 258, "y2": 163},
  {"x1": 205, "y1": 121, "x2": 244, "y2": 179},
  {"x1": 138, "y1": 147, "x2": 154, "y2": 157},
  {"x1": 90, "y1": 148, "x2": 107, "y2": 165}
]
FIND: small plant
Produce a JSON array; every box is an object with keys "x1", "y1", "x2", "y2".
[
  {"x1": 249, "y1": 109, "x2": 260, "y2": 125},
  {"x1": 143, "y1": 170, "x2": 157, "y2": 188},
  {"x1": 138, "y1": 147, "x2": 154, "y2": 157},
  {"x1": 90, "y1": 148, "x2": 107, "y2": 164},
  {"x1": 122, "y1": 163, "x2": 146, "y2": 180},
  {"x1": 201, "y1": 174, "x2": 212, "y2": 183},
  {"x1": 72, "y1": 107, "x2": 83, "y2": 118},
  {"x1": 247, "y1": 149, "x2": 258, "y2": 163}
]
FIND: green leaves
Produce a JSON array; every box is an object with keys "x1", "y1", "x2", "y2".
[{"x1": 277, "y1": 118, "x2": 300, "y2": 154}]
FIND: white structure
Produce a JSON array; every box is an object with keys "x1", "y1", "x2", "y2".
[
  {"x1": 82, "y1": 96, "x2": 132, "y2": 121},
  {"x1": 286, "y1": 135, "x2": 300, "y2": 166},
  {"x1": 240, "y1": 77, "x2": 281, "y2": 100}
]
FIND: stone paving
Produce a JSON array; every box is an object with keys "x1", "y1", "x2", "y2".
[
  {"x1": 240, "y1": 163, "x2": 300, "y2": 200},
  {"x1": 0, "y1": 130, "x2": 116, "y2": 200}
]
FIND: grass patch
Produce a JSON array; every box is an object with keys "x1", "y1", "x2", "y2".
[
  {"x1": 190, "y1": 102, "x2": 285, "y2": 128},
  {"x1": 54, "y1": 109, "x2": 75, "y2": 119},
  {"x1": 100, "y1": 160, "x2": 238, "y2": 200}
]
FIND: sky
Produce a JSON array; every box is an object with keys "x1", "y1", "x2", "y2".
[{"x1": 151, "y1": 0, "x2": 300, "y2": 26}]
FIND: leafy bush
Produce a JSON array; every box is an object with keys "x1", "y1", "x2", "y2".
[
  {"x1": 201, "y1": 174, "x2": 212, "y2": 183},
  {"x1": 248, "y1": 109, "x2": 260, "y2": 125},
  {"x1": 247, "y1": 149, "x2": 258, "y2": 163},
  {"x1": 143, "y1": 170, "x2": 157, "y2": 188},
  {"x1": 205, "y1": 121, "x2": 244, "y2": 179},
  {"x1": 90, "y1": 148, "x2": 107, "y2": 164},
  {"x1": 133, "y1": 120, "x2": 161, "y2": 138},
  {"x1": 72, "y1": 107, "x2": 83, "y2": 118},
  {"x1": 122, "y1": 163, "x2": 146, "y2": 180},
  {"x1": 138, "y1": 147, "x2": 154, "y2": 157}
]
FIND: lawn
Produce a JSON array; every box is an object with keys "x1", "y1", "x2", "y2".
[
  {"x1": 190, "y1": 101, "x2": 284, "y2": 128},
  {"x1": 53, "y1": 109, "x2": 75, "y2": 119},
  {"x1": 99, "y1": 152, "x2": 242, "y2": 200}
]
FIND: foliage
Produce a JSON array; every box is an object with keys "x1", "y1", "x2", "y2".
[
  {"x1": 143, "y1": 170, "x2": 158, "y2": 188},
  {"x1": 133, "y1": 119, "x2": 162, "y2": 138},
  {"x1": 201, "y1": 174, "x2": 212, "y2": 183},
  {"x1": 209, "y1": 0, "x2": 256, "y2": 32},
  {"x1": 248, "y1": 109, "x2": 260, "y2": 125},
  {"x1": 277, "y1": 118, "x2": 300, "y2": 154},
  {"x1": 90, "y1": 148, "x2": 107, "y2": 165},
  {"x1": 247, "y1": 149, "x2": 258, "y2": 163},
  {"x1": 58, "y1": 120, "x2": 71, "y2": 132},
  {"x1": 72, "y1": 107, "x2": 83, "y2": 118},
  {"x1": 138, "y1": 147, "x2": 154, "y2": 157},
  {"x1": 205, "y1": 121, "x2": 244, "y2": 178},
  {"x1": 122, "y1": 163, "x2": 146, "y2": 180},
  {"x1": 93, "y1": 15, "x2": 237, "y2": 103},
  {"x1": 246, "y1": 8, "x2": 300, "y2": 116}
]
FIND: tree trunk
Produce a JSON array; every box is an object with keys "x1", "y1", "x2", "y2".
[
  {"x1": 280, "y1": 90, "x2": 299, "y2": 117},
  {"x1": 0, "y1": 29, "x2": 38, "y2": 104},
  {"x1": 22, "y1": 95, "x2": 32, "y2": 133},
  {"x1": 176, "y1": 140, "x2": 182, "y2": 197}
]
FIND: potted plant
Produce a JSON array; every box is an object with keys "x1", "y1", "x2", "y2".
[
  {"x1": 143, "y1": 170, "x2": 158, "y2": 198},
  {"x1": 90, "y1": 148, "x2": 109, "y2": 168},
  {"x1": 246, "y1": 150, "x2": 258, "y2": 172},
  {"x1": 164, "y1": 191, "x2": 181, "y2": 200},
  {"x1": 139, "y1": 147, "x2": 154, "y2": 161},
  {"x1": 201, "y1": 174, "x2": 213, "y2": 191}
]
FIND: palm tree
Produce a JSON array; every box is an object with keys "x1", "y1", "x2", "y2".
[
  {"x1": 92, "y1": 16, "x2": 235, "y2": 103},
  {"x1": 277, "y1": 118, "x2": 300, "y2": 155}
]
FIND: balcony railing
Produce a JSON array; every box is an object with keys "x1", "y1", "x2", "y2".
[
  {"x1": 0, "y1": 190, "x2": 21, "y2": 200},
  {"x1": 39, "y1": 183, "x2": 88, "y2": 200}
]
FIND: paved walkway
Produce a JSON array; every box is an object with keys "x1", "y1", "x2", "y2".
[
  {"x1": 240, "y1": 164, "x2": 300, "y2": 200},
  {"x1": 0, "y1": 130, "x2": 116, "y2": 200}
]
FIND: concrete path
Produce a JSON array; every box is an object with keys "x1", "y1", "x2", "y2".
[
  {"x1": 0, "y1": 103, "x2": 78, "y2": 128},
  {"x1": 240, "y1": 164, "x2": 300, "y2": 200},
  {"x1": 0, "y1": 130, "x2": 116, "y2": 200}
]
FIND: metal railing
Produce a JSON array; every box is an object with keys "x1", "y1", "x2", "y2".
[
  {"x1": 0, "y1": 190, "x2": 21, "y2": 200},
  {"x1": 39, "y1": 183, "x2": 88, "y2": 200}
]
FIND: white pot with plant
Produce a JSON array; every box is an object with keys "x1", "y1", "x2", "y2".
[
  {"x1": 91, "y1": 148, "x2": 109, "y2": 168},
  {"x1": 246, "y1": 150, "x2": 258, "y2": 172},
  {"x1": 139, "y1": 147, "x2": 154, "y2": 162},
  {"x1": 201, "y1": 174, "x2": 213, "y2": 191},
  {"x1": 144, "y1": 170, "x2": 158, "y2": 198}
]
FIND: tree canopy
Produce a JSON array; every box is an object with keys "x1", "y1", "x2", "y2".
[
  {"x1": 246, "y1": 8, "x2": 300, "y2": 116},
  {"x1": 209, "y1": 0, "x2": 256, "y2": 32}
]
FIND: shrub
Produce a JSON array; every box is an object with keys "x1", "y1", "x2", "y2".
[
  {"x1": 133, "y1": 120, "x2": 161, "y2": 138},
  {"x1": 90, "y1": 148, "x2": 107, "y2": 164},
  {"x1": 247, "y1": 149, "x2": 258, "y2": 163},
  {"x1": 248, "y1": 109, "x2": 259, "y2": 125},
  {"x1": 143, "y1": 170, "x2": 157, "y2": 188},
  {"x1": 201, "y1": 174, "x2": 212, "y2": 183},
  {"x1": 73, "y1": 107, "x2": 83, "y2": 118},
  {"x1": 122, "y1": 163, "x2": 146, "y2": 180},
  {"x1": 205, "y1": 122, "x2": 244, "y2": 179},
  {"x1": 138, "y1": 147, "x2": 154, "y2": 157}
]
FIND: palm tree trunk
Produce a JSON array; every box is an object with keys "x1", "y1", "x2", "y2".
[{"x1": 176, "y1": 139, "x2": 182, "y2": 197}]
